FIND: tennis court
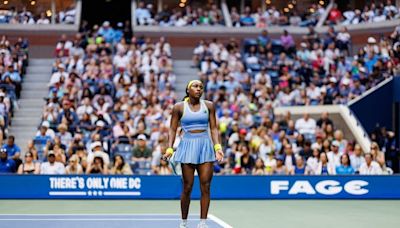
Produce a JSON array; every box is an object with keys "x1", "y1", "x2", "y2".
[{"x1": 1, "y1": 200, "x2": 399, "y2": 228}]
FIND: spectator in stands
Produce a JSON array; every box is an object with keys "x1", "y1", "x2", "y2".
[
  {"x1": 295, "y1": 113, "x2": 316, "y2": 136},
  {"x1": 86, "y1": 155, "x2": 108, "y2": 174},
  {"x1": 65, "y1": 154, "x2": 83, "y2": 174},
  {"x1": 239, "y1": 143, "x2": 254, "y2": 174},
  {"x1": 327, "y1": 140, "x2": 342, "y2": 167},
  {"x1": 110, "y1": 154, "x2": 133, "y2": 175},
  {"x1": 272, "y1": 155, "x2": 288, "y2": 175},
  {"x1": 36, "y1": 12, "x2": 50, "y2": 24},
  {"x1": 156, "y1": 158, "x2": 173, "y2": 175},
  {"x1": 2, "y1": 135, "x2": 21, "y2": 167},
  {"x1": 290, "y1": 155, "x2": 307, "y2": 175},
  {"x1": 336, "y1": 154, "x2": 355, "y2": 174},
  {"x1": 87, "y1": 141, "x2": 110, "y2": 167},
  {"x1": 17, "y1": 152, "x2": 40, "y2": 174},
  {"x1": 132, "y1": 134, "x2": 152, "y2": 162},
  {"x1": 359, "y1": 153, "x2": 383, "y2": 175},
  {"x1": 283, "y1": 144, "x2": 295, "y2": 172},
  {"x1": 316, "y1": 152, "x2": 335, "y2": 175},
  {"x1": 306, "y1": 147, "x2": 320, "y2": 174},
  {"x1": 135, "y1": 1, "x2": 153, "y2": 25},
  {"x1": 280, "y1": 30, "x2": 296, "y2": 56},
  {"x1": 252, "y1": 158, "x2": 266, "y2": 175},
  {"x1": 350, "y1": 144, "x2": 366, "y2": 173},
  {"x1": 0, "y1": 148, "x2": 16, "y2": 173},
  {"x1": 98, "y1": 21, "x2": 116, "y2": 44},
  {"x1": 369, "y1": 142, "x2": 387, "y2": 172},
  {"x1": 57, "y1": 123, "x2": 72, "y2": 147},
  {"x1": 40, "y1": 151, "x2": 66, "y2": 174},
  {"x1": 328, "y1": 4, "x2": 343, "y2": 25}
]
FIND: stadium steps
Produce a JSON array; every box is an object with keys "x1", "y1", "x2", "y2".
[
  {"x1": 173, "y1": 60, "x2": 198, "y2": 100},
  {"x1": 8, "y1": 58, "x2": 53, "y2": 150}
]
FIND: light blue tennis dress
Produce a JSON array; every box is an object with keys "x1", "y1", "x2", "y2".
[{"x1": 173, "y1": 100, "x2": 216, "y2": 164}]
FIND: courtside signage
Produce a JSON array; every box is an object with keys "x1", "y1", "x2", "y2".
[{"x1": 0, "y1": 175, "x2": 399, "y2": 199}]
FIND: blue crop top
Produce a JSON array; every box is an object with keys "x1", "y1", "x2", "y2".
[{"x1": 181, "y1": 100, "x2": 209, "y2": 132}]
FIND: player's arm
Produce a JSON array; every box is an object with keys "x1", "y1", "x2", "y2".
[
  {"x1": 206, "y1": 101, "x2": 224, "y2": 161},
  {"x1": 165, "y1": 103, "x2": 182, "y2": 157}
]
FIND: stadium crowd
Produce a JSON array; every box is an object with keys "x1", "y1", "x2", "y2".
[
  {"x1": 0, "y1": 18, "x2": 399, "y2": 176},
  {"x1": 0, "y1": 36, "x2": 28, "y2": 145},
  {"x1": 135, "y1": 1, "x2": 224, "y2": 26},
  {"x1": 0, "y1": 6, "x2": 76, "y2": 24},
  {"x1": 329, "y1": 1, "x2": 400, "y2": 25},
  {"x1": 191, "y1": 24, "x2": 400, "y2": 175},
  {"x1": 230, "y1": 3, "x2": 326, "y2": 27}
]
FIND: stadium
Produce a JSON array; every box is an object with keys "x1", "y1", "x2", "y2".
[{"x1": 0, "y1": 0, "x2": 399, "y2": 227}]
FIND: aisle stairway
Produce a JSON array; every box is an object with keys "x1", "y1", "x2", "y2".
[
  {"x1": 8, "y1": 58, "x2": 53, "y2": 150},
  {"x1": 173, "y1": 60, "x2": 198, "y2": 100}
]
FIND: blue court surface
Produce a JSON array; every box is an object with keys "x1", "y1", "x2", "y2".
[{"x1": 0, "y1": 214, "x2": 232, "y2": 228}]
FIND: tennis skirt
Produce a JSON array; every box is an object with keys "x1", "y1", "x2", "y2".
[{"x1": 173, "y1": 131, "x2": 216, "y2": 164}]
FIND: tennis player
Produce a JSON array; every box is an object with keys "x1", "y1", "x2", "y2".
[{"x1": 163, "y1": 80, "x2": 224, "y2": 228}]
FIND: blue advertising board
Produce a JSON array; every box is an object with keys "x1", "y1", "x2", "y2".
[{"x1": 0, "y1": 175, "x2": 400, "y2": 199}]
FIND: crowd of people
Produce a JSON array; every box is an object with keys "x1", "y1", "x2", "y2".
[
  {"x1": 135, "y1": 2, "x2": 224, "y2": 26},
  {"x1": 0, "y1": 13, "x2": 399, "y2": 175},
  {"x1": 0, "y1": 6, "x2": 76, "y2": 24},
  {"x1": 230, "y1": 4, "x2": 325, "y2": 27},
  {"x1": 0, "y1": 21, "x2": 178, "y2": 175},
  {"x1": 191, "y1": 25, "x2": 400, "y2": 174},
  {"x1": 328, "y1": 1, "x2": 400, "y2": 25},
  {"x1": 0, "y1": 35, "x2": 28, "y2": 144},
  {"x1": 194, "y1": 25, "x2": 399, "y2": 107}
]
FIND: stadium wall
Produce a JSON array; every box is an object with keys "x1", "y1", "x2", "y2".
[
  {"x1": 349, "y1": 78, "x2": 395, "y2": 134},
  {"x1": 1, "y1": 175, "x2": 400, "y2": 199}
]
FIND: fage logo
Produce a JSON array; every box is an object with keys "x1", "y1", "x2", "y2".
[{"x1": 271, "y1": 180, "x2": 369, "y2": 195}]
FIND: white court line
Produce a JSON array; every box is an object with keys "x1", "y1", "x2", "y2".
[
  {"x1": 0, "y1": 218, "x2": 200, "y2": 221},
  {"x1": 0, "y1": 214, "x2": 178, "y2": 216},
  {"x1": 209, "y1": 214, "x2": 233, "y2": 228},
  {"x1": 0, "y1": 214, "x2": 233, "y2": 227}
]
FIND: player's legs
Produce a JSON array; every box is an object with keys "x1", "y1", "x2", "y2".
[
  {"x1": 180, "y1": 163, "x2": 196, "y2": 220},
  {"x1": 196, "y1": 162, "x2": 213, "y2": 219}
]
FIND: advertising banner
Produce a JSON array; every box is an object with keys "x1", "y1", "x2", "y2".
[{"x1": 0, "y1": 175, "x2": 399, "y2": 199}]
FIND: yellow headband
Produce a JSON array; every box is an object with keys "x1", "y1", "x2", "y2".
[{"x1": 187, "y1": 80, "x2": 202, "y2": 89}]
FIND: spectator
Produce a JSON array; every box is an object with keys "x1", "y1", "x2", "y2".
[
  {"x1": 316, "y1": 112, "x2": 333, "y2": 128},
  {"x1": 156, "y1": 158, "x2": 172, "y2": 175},
  {"x1": 110, "y1": 154, "x2": 133, "y2": 175},
  {"x1": 87, "y1": 141, "x2": 110, "y2": 167},
  {"x1": 328, "y1": 4, "x2": 343, "y2": 24},
  {"x1": 295, "y1": 113, "x2": 317, "y2": 136},
  {"x1": 283, "y1": 144, "x2": 295, "y2": 172},
  {"x1": 290, "y1": 155, "x2": 307, "y2": 175},
  {"x1": 2, "y1": 135, "x2": 21, "y2": 167},
  {"x1": 252, "y1": 158, "x2": 266, "y2": 175},
  {"x1": 86, "y1": 156, "x2": 108, "y2": 174},
  {"x1": 336, "y1": 154, "x2": 355, "y2": 174},
  {"x1": 40, "y1": 151, "x2": 66, "y2": 174},
  {"x1": 359, "y1": 153, "x2": 383, "y2": 175},
  {"x1": 17, "y1": 152, "x2": 40, "y2": 174},
  {"x1": 272, "y1": 155, "x2": 288, "y2": 175},
  {"x1": 327, "y1": 140, "x2": 342, "y2": 167},
  {"x1": 306, "y1": 147, "x2": 320, "y2": 174},
  {"x1": 132, "y1": 134, "x2": 152, "y2": 162},
  {"x1": 316, "y1": 152, "x2": 335, "y2": 175},
  {"x1": 135, "y1": 1, "x2": 154, "y2": 25},
  {"x1": 240, "y1": 144, "x2": 254, "y2": 174},
  {"x1": 0, "y1": 148, "x2": 16, "y2": 173},
  {"x1": 65, "y1": 154, "x2": 83, "y2": 174},
  {"x1": 350, "y1": 144, "x2": 366, "y2": 173}
]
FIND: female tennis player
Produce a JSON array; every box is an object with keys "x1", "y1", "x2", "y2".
[{"x1": 163, "y1": 80, "x2": 224, "y2": 228}]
